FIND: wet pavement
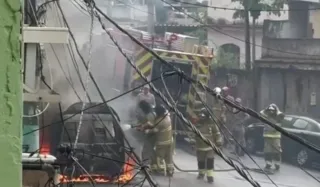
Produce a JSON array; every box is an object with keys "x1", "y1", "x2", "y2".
[{"x1": 76, "y1": 148, "x2": 320, "y2": 187}]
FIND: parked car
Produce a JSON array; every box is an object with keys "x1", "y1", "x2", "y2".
[{"x1": 245, "y1": 115, "x2": 320, "y2": 168}]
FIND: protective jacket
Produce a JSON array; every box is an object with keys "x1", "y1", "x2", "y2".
[
  {"x1": 195, "y1": 119, "x2": 222, "y2": 151},
  {"x1": 146, "y1": 115, "x2": 173, "y2": 146},
  {"x1": 260, "y1": 109, "x2": 283, "y2": 139},
  {"x1": 212, "y1": 100, "x2": 226, "y2": 123}
]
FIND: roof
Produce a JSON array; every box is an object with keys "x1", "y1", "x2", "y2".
[
  {"x1": 286, "y1": 115, "x2": 320, "y2": 125},
  {"x1": 63, "y1": 102, "x2": 120, "y2": 121}
]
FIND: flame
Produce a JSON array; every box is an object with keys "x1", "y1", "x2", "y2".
[{"x1": 59, "y1": 155, "x2": 135, "y2": 184}]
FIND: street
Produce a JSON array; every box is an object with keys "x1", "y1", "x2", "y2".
[{"x1": 76, "y1": 148, "x2": 320, "y2": 187}]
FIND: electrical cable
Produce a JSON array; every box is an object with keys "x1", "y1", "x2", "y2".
[
  {"x1": 23, "y1": 2, "x2": 53, "y2": 118},
  {"x1": 52, "y1": 6, "x2": 160, "y2": 185},
  {"x1": 94, "y1": 7, "x2": 261, "y2": 187},
  {"x1": 161, "y1": 0, "x2": 320, "y2": 58},
  {"x1": 191, "y1": 84, "x2": 279, "y2": 186},
  {"x1": 170, "y1": 0, "x2": 320, "y2": 12},
  {"x1": 73, "y1": 0, "x2": 95, "y2": 149},
  {"x1": 93, "y1": 2, "x2": 320, "y2": 156},
  {"x1": 159, "y1": 67, "x2": 239, "y2": 173},
  {"x1": 23, "y1": 72, "x2": 177, "y2": 136},
  {"x1": 49, "y1": 2, "x2": 133, "y2": 172}
]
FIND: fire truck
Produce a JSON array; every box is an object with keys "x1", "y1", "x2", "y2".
[{"x1": 108, "y1": 28, "x2": 214, "y2": 142}]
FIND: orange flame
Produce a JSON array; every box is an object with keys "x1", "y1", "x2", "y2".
[{"x1": 59, "y1": 155, "x2": 135, "y2": 184}]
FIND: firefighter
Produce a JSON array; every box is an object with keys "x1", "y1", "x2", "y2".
[
  {"x1": 135, "y1": 100, "x2": 165, "y2": 171},
  {"x1": 231, "y1": 98, "x2": 250, "y2": 156},
  {"x1": 260, "y1": 104, "x2": 284, "y2": 172},
  {"x1": 221, "y1": 86, "x2": 235, "y2": 148},
  {"x1": 195, "y1": 108, "x2": 223, "y2": 183},
  {"x1": 137, "y1": 85, "x2": 156, "y2": 107},
  {"x1": 144, "y1": 104, "x2": 174, "y2": 176}
]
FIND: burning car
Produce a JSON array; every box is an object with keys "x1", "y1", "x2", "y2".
[{"x1": 49, "y1": 102, "x2": 134, "y2": 184}]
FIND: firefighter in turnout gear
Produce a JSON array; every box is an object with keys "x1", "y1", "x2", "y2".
[
  {"x1": 144, "y1": 104, "x2": 174, "y2": 176},
  {"x1": 136, "y1": 100, "x2": 165, "y2": 172},
  {"x1": 195, "y1": 108, "x2": 223, "y2": 183},
  {"x1": 260, "y1": 104, "x2": 285, "y2": 172}
]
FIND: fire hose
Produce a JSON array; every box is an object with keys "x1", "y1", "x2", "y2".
[{"x1": 171, "y1": 117, "x2": 271, "y2": 174}]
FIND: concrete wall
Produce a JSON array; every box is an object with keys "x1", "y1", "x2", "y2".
[
  {"x1": 207, "y1": 26, "x2": 263, "y2": 67},
  {"x1": 261, "y1": 38, "x2": 320, "y2": 60},
  {"x1": 0, "y1": 0, "x2": 22, "y2": 186},
  {"x1": 263, "y1": 20, "x2": 313, "y2": 38},
  {"x1": 310, "y1": 4, "x2": 320, "y2": 38},
  {"x1": 257, "y1": 68, "x2": 320, "y2": 119}
]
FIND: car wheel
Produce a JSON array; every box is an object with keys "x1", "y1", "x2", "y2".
[
  {"x1": 295, "y1": 149, "x2": 309, "y2": 167},
  {"x1": 246, "y1": 137, "x2": 256, "y2": 153}
]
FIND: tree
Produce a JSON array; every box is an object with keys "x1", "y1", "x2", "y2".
[
  {"x1": 232, "y1": 0, "x2": 285, "y2": 20},
  {"x1": 212, "y1": 48, "x2": 239, "y2": 69},
  {"x1": 232, "y1": 0, "x2": 285, "y2": 63}
]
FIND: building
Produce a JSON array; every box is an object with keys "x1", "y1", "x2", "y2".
[
  {"x1": 206, "y1": 0, "x2": 320, "y2": 68},
  {"x1": 255, "y1": 1, "x2": 320, "y2": 118}
]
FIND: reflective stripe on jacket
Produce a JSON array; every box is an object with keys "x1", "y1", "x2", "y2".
[
  {"x1": 261, "y1": 110, "x2": 282, "y2": 139},
  {"x1": 195, "y1": 119, "x2": 222, "y2": 151},
  {"x1": 154, "y1": 115, "x2": 173, "y2": 146}
]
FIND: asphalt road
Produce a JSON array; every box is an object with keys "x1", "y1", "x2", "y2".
[{"x1": 74, "y1": 147, "x2": 320, "y2": 187}]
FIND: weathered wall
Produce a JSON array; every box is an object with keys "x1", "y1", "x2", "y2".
[
  {"x1": 257, "y1": 68, "x2": 320, "y2": 119},
  {"x1": 310, "y1": 5, "x2": 320, "y2": 38},
  {"x1": 210, "y1": 68, "x2": 320, "y2": 120},
  {"x1": 262, "y1": 38, "x2": 320, "y2": 60},
  {"x1": 263, "y1": 20, "x2": 313, "y2": 38},
  {"x1": 0, "y1": 0, "x2": 22, "y2": 186},
  {"x1": 207, "y1": 26, "x2": 263, "y2": 68},
  {"x1": 209, "y1": 68, "x2": 254, "y2": 108}
]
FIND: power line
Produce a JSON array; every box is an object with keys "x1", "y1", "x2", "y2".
[
  {"x1": 160, "y1": 0, "x2": 320, "y2": 60},
  {"x1": 170, "y1": 0, "x2": 320, "y2": 12},
  {"x1": 93, "y1": 5, "x2": 261, "y2": 187},
  {"x1": 93, "y1": 0, "x2": 320, "y2": 157}
]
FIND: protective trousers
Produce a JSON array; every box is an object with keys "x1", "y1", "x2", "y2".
[
  {"x1": 196, "y1": 150, "x2": 214, "y2": 177},
  {"x1": 151, "y1": 143, "x2": 174, "y2": 174},
  {"x1": 233, "y1": 127, "x2": 246, "y2": 156},
  {"x1": 264, "y1": 137, "x2": 281, "y2": 169}
]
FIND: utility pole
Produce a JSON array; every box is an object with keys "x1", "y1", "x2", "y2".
[
  {"x1": 147, "y1": 0, "x2": 155, "y2": 34},
  {"x1": 252, "y1": 18, "x2": 256, "y2": 62},
  {"x1": 244, "y1": 0, "x2": 251, "y2": 70},
  {"x1": 0, "y1": 0, "x2": 23, "y2": 186}
]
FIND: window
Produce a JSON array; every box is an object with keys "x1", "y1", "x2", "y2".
[
  {"x1": 62, "y1": 120, "x2": 94, "y2": 143},
  {"x1": 305, "y1": 122, "x2": 320, "y2": 132},
  {"x1": 93, "y1": 120, "x2": 115, "y2": 143},
  {"x1": 292, "y1": 119, "x2": 308, "y2": 130}
]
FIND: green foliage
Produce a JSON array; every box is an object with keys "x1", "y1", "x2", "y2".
[
  {"x1": 212, "y1": 48, "x2": 239, "y2": 69},
  {"x1": 231, "y1": 0, "x2": 285, "y2": 19}
]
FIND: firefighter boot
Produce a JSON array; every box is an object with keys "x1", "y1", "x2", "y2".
[
  {"x1": 274, "y1": 153, "x2": 281, "y2": 171},
  {"x1": 207, "y1": 176, "x2": 214, "y2": 184},
  {"x1": 197, "y1": 161, "x2": 205, "y2": 180},
  {"x1": 206, "y1": 158, "x2": 214, "y2": 184}
]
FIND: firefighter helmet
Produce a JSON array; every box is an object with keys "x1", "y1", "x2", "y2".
[
  {"x1": 155, "y1": 104, "x2": 168, "y2": 117},
  {"x1": 138, "y1": 100, "x2": 153, "y2": 114}
]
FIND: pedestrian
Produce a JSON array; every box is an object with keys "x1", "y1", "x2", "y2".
[
  {"x1": 195, "y1": 108, "x2": 223, "y2": 183},
  {"x1": 137, "y1": 85, "x2": 156, "y2": 107},
  {"x1": 260, "y1": 104, "x2": 284, "y2": 172},
  {"x1": 144, "y1": 104, "x2": 174, "y2": 176},
  {"x1": 231, "y1": 98, "x2": 249, "y2": 156}
]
